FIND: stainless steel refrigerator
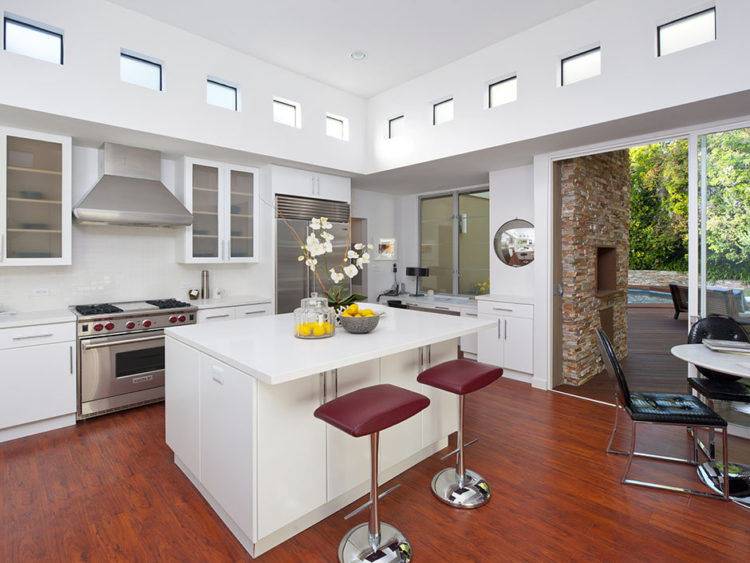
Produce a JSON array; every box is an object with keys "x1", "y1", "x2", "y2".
[{"x1": 275, "y1": 195, "x2": 351, "y2": 314}]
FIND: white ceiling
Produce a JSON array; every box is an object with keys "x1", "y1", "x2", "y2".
[{"x1": 107, "y1": 0, "x2": 595, "y2": 98}]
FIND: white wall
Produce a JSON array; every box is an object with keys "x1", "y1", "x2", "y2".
[
  {"x1": 0, "y1": 145, "x2": 273, "y2": 311},
  {"x1": 349, "y1": 189, "x2": 401, "y2": 301},
  {"x1": 368, "y1": 0, "x2": 750, "y2": 172},
  {"x1": 489, "y1": 165, "x2": 534, "y2": 297},
  {"x1": 0, "y1": 0, "x2": 366, "y2": 172}
]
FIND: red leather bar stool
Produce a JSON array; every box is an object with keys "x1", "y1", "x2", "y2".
[
  {"x1": 314, "y1": 383, "x2": 430, "y2": 563},
  {"x1": 417, "y1": 359, "x2": 502, "y2": 508}
]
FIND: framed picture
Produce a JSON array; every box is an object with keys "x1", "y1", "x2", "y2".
[{"x1": 376, "y1": 238, "x2": 396, "y2": 260}]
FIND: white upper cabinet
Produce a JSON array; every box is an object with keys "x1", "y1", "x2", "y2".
[
  {"x1": 0, "y1": 128, "x2": 72, "y2": 266},
  {"x1": 178, "y1": 158, "x2": 259, "y2": 263},
  {"x1": 269, "y1": 164, "x2": 350, "y2": 203}
]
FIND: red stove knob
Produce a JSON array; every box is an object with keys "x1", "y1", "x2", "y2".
[
  {"x1": 143, "y1": 320, "x2": 152, "y2": 328},
  {"x1": 169, "y1": 316, "x2": 177, "y2": 324},
  {"x1": 126, "y1": 321, "x2": 136, "y2": 329},
  {"x1": 105, "y1": 322, "x2": 115, "y2": 331},
  {"x1": 178, "y1": 315, "x2": 186, "y2": 322},
  {"x1": 94, "y1": 323, "x2": 104, "y2": 332}
]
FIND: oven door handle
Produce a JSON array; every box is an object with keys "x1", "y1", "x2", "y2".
[{"x1": 81, "y1": 334, "x2": 165, "y2": 351}]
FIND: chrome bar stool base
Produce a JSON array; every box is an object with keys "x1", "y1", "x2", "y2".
[
  {"x1": 431, "y1": 467, "x2": 490, "y2": 509},
  {"x1": 338, "y1": 522, "x2": 412, "y2": 563}
]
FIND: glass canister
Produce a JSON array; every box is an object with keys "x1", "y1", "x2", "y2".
[{"x1": 294, "y1": 292, "x2": 335, "y2": 339}]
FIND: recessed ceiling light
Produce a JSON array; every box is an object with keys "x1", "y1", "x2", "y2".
[{"x1": 350, "y1": 51, "x2": 366, "y2": 61}]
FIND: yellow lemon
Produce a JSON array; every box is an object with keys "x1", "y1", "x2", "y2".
[
  {"x1": 346, "y1": 304, "x2": 359, "y2": 315},
  {"x1": 312, "y1": 324, "x2": 326, "y2": 337},
  {"x1": 324, "y1": 322, "x2": 334, "y2": 334},
  {"x1": 298, "y1": 323, "x2": 312, "y2": 337}
]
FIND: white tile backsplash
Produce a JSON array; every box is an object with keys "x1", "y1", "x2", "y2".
[{"x1": 0, "y1": 224, "x2": 269, "y2": 311}]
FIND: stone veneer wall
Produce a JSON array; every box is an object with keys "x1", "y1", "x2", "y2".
[{"x1": 560, "y1": 151, "x2": 630, "y2": 385}]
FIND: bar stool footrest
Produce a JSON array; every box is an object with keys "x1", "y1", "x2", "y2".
[
  {"x1": 430, "y1": 467, "x2": 491, "y2": 509},
  {"x1": 338, "y1": 522, "x2": 412, "y2": 563}
]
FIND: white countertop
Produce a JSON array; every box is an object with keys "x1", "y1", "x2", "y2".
[
  {"x1": 0, "y1": 309, "x2": 76, "y2": 329},
  {"x1": 380, "y1": 294, "x2": 477, "y2": 308},
  {"x1": 671, "y1": 344, "x2": 750, "y2": 379},
  {"x1": 166, "y1": 306, "x2": 494, "y2": 385},
  {"x1": 190, "y1": 295, "x2": 271, "y2": 309},
  {"x1": 476, "y1": 294, "x2": 535, "y2": 305}
]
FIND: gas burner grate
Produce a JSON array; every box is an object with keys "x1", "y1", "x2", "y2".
[
  {"x1": 146, "y1": 299, "x2": 191, "y2": 309},
  {"x1": 75, "y1": 304, "x2": 123, "y2": 315}
]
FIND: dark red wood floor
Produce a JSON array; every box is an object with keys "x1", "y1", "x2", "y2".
[{"x1": 2, "y1": 376, "x2": 749, "y2": 562}]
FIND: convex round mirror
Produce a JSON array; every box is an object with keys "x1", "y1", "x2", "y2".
[{"x1": 494, "y1": 219, "x2": 535, "y2": 267}]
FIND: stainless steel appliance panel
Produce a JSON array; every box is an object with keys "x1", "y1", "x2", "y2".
[
  {"x1": 276, "y1": 219, "x2": 351, "y2": 313},
  {"x1": 276, "y1": 218, "x2": 309, "y2": 314},
  {"x1": 80, "y1": 331, "x2": 165, "y2": 403}
]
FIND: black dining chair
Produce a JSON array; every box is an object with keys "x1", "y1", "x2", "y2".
[
  {"x1": 596, "y1": 329, "x2": 729, "y2": 500},
  {"x1": 686, "y1": 316, "x2": 750, "y2": 457}
]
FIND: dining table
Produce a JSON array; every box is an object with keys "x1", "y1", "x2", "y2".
[
  {"x1": 671, "y1": 343, "x2": 750, "y2": 508},
  {"x1": 671, "y1": 343, "x2": 750, "y2": 379}
]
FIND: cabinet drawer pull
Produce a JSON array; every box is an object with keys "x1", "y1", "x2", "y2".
[
  {"x1": 497, "y1": 319, "x2": 501, "y2": 339},
  {"x1": 465, "y1": 313, "x2": 478, "y2": 317},
  {"x1": 435, "y1": 306, "x2": 450, "y2": 310},
  {"x1": 492, "y1": 307, "x2": 513, "y2": 312},
  {"x1": 205, "y1": 313, "x2": 231, "y2": 319},
  {"x1": 13, "y1": 333, "x2": 54, "y2": 341},
  {"x1": 504, "y1": 319, "x2": 508, "y2": 341},
  {"x1": 243, "y1": 310, "x2": 264, "y2": 316},
  {"x1": 70, "y1": 345, "x2": 74, "y2": 375}
]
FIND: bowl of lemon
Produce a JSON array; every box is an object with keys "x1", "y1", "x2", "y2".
[{"x1": 340, "y1": 303, "x2": 381, "y2": 334}]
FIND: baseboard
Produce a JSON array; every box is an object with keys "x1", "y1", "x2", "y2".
[{"x1": 0, "y1": 413, "x2": 76, "y2": 443}]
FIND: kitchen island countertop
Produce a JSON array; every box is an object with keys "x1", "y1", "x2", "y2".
[{"x1": 165, "y1": 305, "x2": 493, "y2": 385}]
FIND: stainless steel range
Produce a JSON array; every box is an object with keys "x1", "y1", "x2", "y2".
[{"x1": 72, "y1": 298, "x2": 197, "y2": 419}]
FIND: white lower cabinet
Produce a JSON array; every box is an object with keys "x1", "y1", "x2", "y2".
[
  {"x1": 165, "y1": 339, "x2": 200, "y2": 477},
  {"x1": 197, "y1": 307, "x2": 236, "y2": 323},
  {"x1": 199, "y1": 355, "x2": 255, "y2": 538},
  {"x1": 477, "y1": 301, "x2": 533, "y2": 378},
  {"x1": 0, "y1": 340, "x2": 75, "y2": 430},
  {"x1": 256, "y1": 375, "x2": 326, "y2": 538},
  {"x1": 197, "y1": 302, "x2": 271, "y2": 323},
  {"x1": 0, "y1": 321, "x2": 76, "y2": 440},
  {"x1": 420, "y1": 339, "x2": 459, "y2": 448},
  {"x1": 326, "y1": 361, "x2": 379, "y2": 500}
]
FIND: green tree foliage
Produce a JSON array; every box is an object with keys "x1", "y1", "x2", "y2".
[
  {"x1": 704, "y1": 129, "x2": 750, "y2": 281},
  {"x1": 628, "y1": 129, "x2": 750, "y2": 282},
  {"x1": 629, "y1": 140, "x2": 689, "y2": 271}
]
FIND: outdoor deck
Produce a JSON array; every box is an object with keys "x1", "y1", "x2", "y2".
[{"x1": 554, "y1": 305, "x2": 689, "y2": 403}]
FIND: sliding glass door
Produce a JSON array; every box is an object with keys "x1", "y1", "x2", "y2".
[{"x1": 693, "y1": 127, "x2": 750, "y2": 322}]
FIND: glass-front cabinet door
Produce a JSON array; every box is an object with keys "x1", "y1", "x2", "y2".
[
  {"x1": 1, "y1": 129, "x2": 71, "y2": 266},
  {"x1": 228, "y1": 167, "x2": 255, "y2": 261},
  {"x1": 190, "y1": 163, "x2": 221, "y2": 261},
  {"x1": 179, "y1": 158, "x2": 258, "y2": 264}
]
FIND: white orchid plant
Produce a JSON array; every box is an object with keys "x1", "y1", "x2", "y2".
[{"x1": 283, "y1": 215, "x2": 371, "y2": 309}]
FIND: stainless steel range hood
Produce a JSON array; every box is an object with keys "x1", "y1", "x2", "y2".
[{"x1": 73, "y1": 143, "x2": 192, "y2": 227}]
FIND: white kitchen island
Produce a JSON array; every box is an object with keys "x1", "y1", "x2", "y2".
[{"x1": 164, "y1": 307, "x2": 494, "y2": 557}]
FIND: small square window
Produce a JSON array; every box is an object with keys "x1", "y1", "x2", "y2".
[
  {"x1": 273, "y1": 98, "x2": 300, "y2": 128},
  {"x1": 433, "y1": 98, "x2": 454, "y2": 125},
  {"x1": 561, "y1": 47, "x2": 601, "y2": 86},
  {"x1": 326, "y1": 114, "x2": 348, "y2": 140},
  {"x1": 658, "y1": 8, "x2": 716, "y2": 57},
  {"x1": 3, "y1": 16, "x2": 62, "y2": 64},
  {"x1": 207, "y1": 79, "x2": 238, "y2": 110},
  {"x1": 489, "y1": 76, "x2": 517, "y2": 108},
  {"x1": 120, "y1": 51, "x2": 162, "y2": 91},
  {"x1": 388, "y1": 115, "x2": 404, "y2": 139}
]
